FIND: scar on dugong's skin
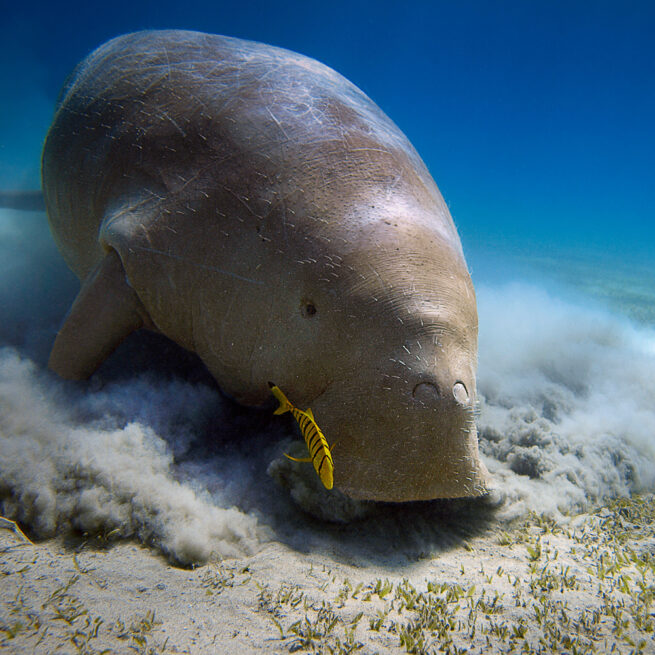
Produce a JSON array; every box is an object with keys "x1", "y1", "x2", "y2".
[{"x1": 42, "y1": 29, "x2": 490, "y2": 502}]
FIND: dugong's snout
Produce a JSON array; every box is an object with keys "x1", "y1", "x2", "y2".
[
  {"x1": 412, "y1": 378, "x2": 471, "y2": 407},
  {"x1": 312, "y1": 364, "x2": 489, "y2": 502}
]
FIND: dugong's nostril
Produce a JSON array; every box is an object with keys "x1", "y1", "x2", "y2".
[
  {"x1": 453, "y1": 381, "x2": 469, "y2": 405},
  {"x1": 412, "y1": 381, "x2": 440, "y2": 402}
]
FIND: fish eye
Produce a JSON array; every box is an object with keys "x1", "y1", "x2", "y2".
[{"x1": 301, "y1": 300, "x2": 317, "y2": 317}]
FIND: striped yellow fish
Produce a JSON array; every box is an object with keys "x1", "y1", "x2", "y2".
[{"x1": 268, "y1": 382, "x2": 334, "y2": 490}]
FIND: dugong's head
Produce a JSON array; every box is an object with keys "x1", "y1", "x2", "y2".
[{"x1": 255, "y1": 189, "x2": 489, "y2": 502}]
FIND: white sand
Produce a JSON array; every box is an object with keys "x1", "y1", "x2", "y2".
[{"x1": 2, "y1": 496, "x2": 654, "y2": 654}]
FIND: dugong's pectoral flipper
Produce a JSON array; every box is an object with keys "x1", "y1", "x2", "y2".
[{"x1": 48, "y1": 249, "x2": 150, "y2": 379}]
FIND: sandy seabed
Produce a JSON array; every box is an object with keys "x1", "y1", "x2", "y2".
[{"x1": 2, "y1": 495, "x2": 654, "y2": 655}]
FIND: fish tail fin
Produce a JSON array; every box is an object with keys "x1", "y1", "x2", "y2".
[{"x1": 268, "y1": 381, "x2": 292, "y2": 415}]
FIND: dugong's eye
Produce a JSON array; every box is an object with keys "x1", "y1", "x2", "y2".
[{"x1": 301, "y1": 300, "x2": 317, "y2": 317}]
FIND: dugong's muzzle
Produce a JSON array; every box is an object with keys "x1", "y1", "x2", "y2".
[{"x1": 311, "y1": 370, "x2": 490, "y2": 502}]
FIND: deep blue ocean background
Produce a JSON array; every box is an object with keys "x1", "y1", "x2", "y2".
[
  {"x1": 2, "y1": 0, "x2": 654, "y2": 279},
  {"x1": 0, "y1": 1, "x2": 654, "y2": 555}
]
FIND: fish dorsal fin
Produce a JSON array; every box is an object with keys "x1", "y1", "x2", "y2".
[{"x1": 305, "y1": 408, "x2": 315, "y2": 421}]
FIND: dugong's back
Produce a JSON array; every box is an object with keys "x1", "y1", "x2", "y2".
[
  {"x1": 43, "y1": 30, "x2": 488, "y2": 502},
  {"x1": 44, "y1": 30, "x2": 457, "y2": 278}
]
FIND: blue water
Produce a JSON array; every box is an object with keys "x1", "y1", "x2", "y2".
[{"x1": 2, "y1": 0, "x2": 654, "y2": 266}]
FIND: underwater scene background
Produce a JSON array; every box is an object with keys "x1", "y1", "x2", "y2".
[{"x1": 0, "y1": 0, "x2": 654, "y2": 564}]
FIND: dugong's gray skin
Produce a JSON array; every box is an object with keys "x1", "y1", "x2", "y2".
[{"x1": 43, "y1": 30, "x2": 489, "y2": 501}]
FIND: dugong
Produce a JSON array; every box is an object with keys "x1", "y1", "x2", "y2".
[{"x1": 42, "y1": 30, "x2": 489, "y2": 501}]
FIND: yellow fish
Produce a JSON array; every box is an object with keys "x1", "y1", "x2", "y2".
[{"x1": 268, "y1": 382, "x2": 334, "y2": 490}]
